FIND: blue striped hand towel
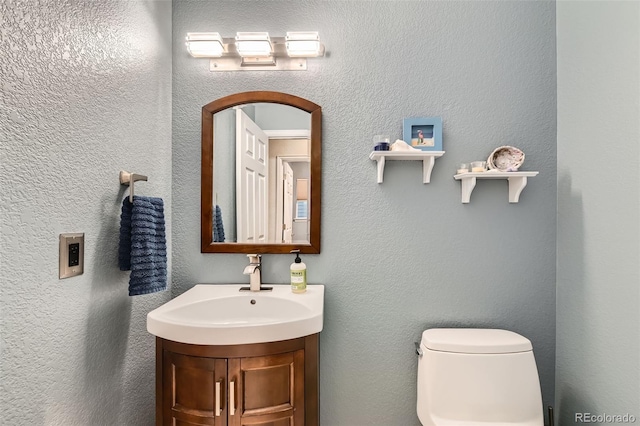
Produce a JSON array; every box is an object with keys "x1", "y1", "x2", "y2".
[{"x1": 119, "y1": 196, "x2": 167, "y2": 296}]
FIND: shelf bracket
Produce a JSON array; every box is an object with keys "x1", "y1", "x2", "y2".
[
  {"x1": 507, "y1": 176, "x2": 528, "y2": 203},
  {"x1": 422, "y1": 156, "x2": 436, "y2": 184},
  {"x1": 375, "y1": 155, "x2": 386, "y2": 184},
  {"x1": 460, "y1": 176, "x2": 477, "y2": 203}
]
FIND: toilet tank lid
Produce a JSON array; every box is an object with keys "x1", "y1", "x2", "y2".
[{"x1": 421, "y1": 328, "x2": 533, "y2": 354}]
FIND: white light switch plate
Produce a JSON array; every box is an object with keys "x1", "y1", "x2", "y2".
[{"x1": 59, "y1": 233, "x2": 84, "y2": 279}]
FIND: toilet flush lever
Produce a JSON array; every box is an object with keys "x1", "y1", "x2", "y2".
[{"x1": 414, "y1": 342, "x2": 423, "y2": 357}]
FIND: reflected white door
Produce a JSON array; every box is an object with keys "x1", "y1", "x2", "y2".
[
  {"x1": 282, "y1": 162, "x2": 294, "y2": 243},
  {"x1": 236, "y1": 109, "x2": 268, "y2": 243}
]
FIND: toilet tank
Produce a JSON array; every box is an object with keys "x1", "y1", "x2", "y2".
[{"x1": 417, "y1": 329, "x2": 543, "y2": 425}]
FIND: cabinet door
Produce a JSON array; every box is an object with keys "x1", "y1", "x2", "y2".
[
  {"x1": 228, "y1": 350, "x2": 305, "y2": 426},
  {"x1": 163, "y1": 351, "x2": 228, "y2": 426}
]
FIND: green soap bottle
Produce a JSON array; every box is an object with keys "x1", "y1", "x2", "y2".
[{"x1": 290, "y1": 250, "x2": 307, "y2": 294}]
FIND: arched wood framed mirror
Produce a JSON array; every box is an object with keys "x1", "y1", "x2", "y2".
[{"x1": 201, "y1": 91, "x2": 321, "y2": 253}]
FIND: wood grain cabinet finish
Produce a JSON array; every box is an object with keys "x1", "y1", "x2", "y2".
[{"x1": 156, "y1": 334, "x2": 319, "y2": 426}]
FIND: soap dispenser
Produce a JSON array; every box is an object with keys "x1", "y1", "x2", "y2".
[{"x1": 290, "y1": 249, "x2": 307, "y2": 294}]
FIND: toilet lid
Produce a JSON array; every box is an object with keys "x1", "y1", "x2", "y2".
[{"x1": 421, "y1": 328, "x2": 533, "y2": 354}]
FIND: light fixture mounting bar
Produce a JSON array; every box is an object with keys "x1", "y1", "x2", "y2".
[
  {"x1": 209, "y1": 36, "x2": 311, "y2": 71},
  {"x1": 209, "y1": 57, "x2": 308, "y2": 71}
]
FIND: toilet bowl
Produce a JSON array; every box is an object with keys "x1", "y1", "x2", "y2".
[{"x1": 416, "y1": 328, "x2": 543, "y2": 425}]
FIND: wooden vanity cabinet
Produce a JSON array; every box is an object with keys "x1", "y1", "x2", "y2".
[{"x1": 156, "y1": 334, "x2": 319, "y2": 426}]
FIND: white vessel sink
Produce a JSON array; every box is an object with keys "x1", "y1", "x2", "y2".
[{"x1": 147, "y1": 284, "x2": 324, "y2": 345}]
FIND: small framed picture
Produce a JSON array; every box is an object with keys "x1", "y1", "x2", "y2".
[{"x1": 403, "y1": 117, "x2": 442, "y2": 151}]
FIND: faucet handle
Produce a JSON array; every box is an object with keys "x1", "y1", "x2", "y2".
[{"x1": 247, "y1": 254, "x2": 261, "y2": 264}]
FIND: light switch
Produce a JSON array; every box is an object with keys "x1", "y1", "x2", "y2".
[{"x1": 59, "y1": 233, "x2": 84, "y2": 279}]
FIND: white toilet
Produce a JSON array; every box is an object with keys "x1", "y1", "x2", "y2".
[{"x1": 416, "y1": 328, "x2": 543, "y2": 425}]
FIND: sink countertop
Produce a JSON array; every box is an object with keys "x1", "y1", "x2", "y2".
[{"x1": 147, "y1": 284, "x2": 324, "y2": 345}]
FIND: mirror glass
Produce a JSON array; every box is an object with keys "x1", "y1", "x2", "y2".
[{"x1": 201, "y1": 92, "x2": 321, "y2": 254}]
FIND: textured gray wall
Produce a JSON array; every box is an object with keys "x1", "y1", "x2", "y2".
[
  {"x1": 173, "y1": 1, "x2": 557, "y2": 424},
  {"x1": 556, "y1": 1, "x2": 640, "y2": 422},
  {"x1": 0, "y1": 1, "x2": 172, "y2": 424}
]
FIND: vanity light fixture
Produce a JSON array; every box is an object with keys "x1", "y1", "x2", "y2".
[
  {"x1": 285, "y1": 32, "x2": 323, "y2": 57},
  {"x1": 235, "y1": 32, "x2": 276, "y2": 67},
  {"x1": 185, "y1": 32, "x2": 225, "y2": 57},
  {"x1": 235, "y1": 32, "x2": 273, "y2": 57},
  {"x1": 186, "y1": 31, "x2": 325, "y2": 71}
]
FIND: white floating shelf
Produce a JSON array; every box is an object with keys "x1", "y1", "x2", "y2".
[
  {"x1": 369, "y1": 151, "x2": 445, "y2": 184},
  {"x1": 453, "y1": 171, "x2": 539, "y2": 203}
]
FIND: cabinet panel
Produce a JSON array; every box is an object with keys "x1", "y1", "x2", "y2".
[
  {"x1": 233, "y1": 416, "x2": 292, "y2": 426},
  {"x1": 163, "y1": 351, "x2": 228, "y2": 426},
  {"x1": 243, "y1": 355, "x2": 292, "y2": 411},
  {"x1": 175, "y1": 421, "x2": 222, "y2": 426},
  {"x1": 229, "y1": 351, "x2": 305, "y2": 426}
]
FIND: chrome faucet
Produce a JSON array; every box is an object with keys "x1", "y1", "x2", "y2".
[{"x1": 243, "y1": 254, "x2": 262, "y2": 292}]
